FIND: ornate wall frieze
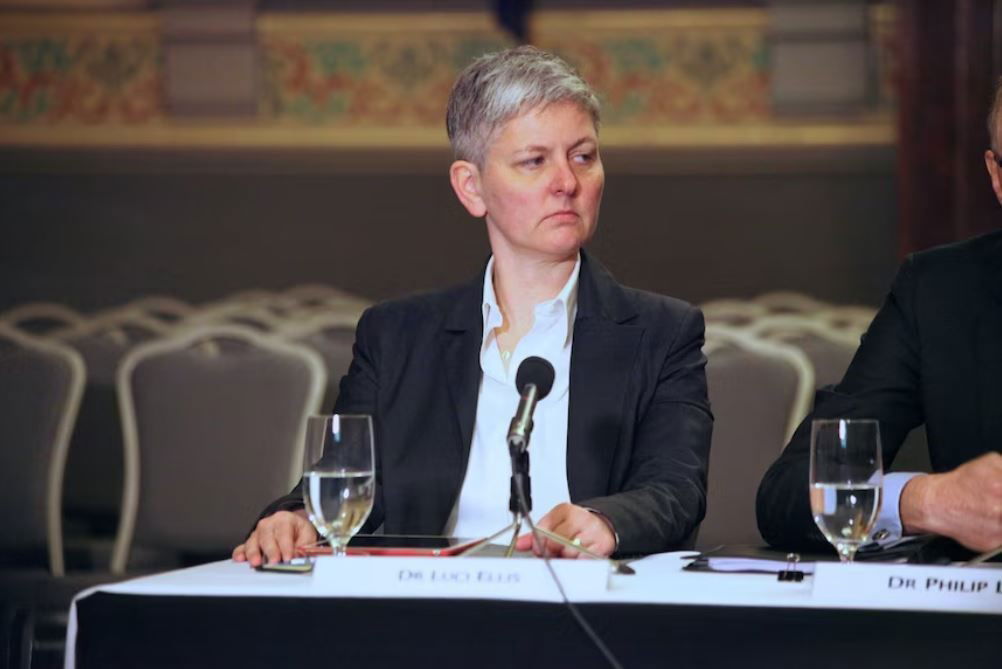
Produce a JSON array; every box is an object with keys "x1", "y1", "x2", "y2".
[
  {"x1": 0, "y1": 13, "x2": 163, "y2": 123},
  {"x1": 0, "y1": 6, "x2": 897, "y2": 148}
]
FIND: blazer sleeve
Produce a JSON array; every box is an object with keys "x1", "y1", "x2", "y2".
[
  {"x1": 756, "y1": 257, "x2": 926, "y2": 551},
  {"x1": 582, "y1": 306, "x2": 713, "y2": 555},
  {"x1": 254, "y1": 307, "x2": 386, "y2": 534}
]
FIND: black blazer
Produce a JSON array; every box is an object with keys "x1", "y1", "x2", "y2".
[
  {"x1": 264, "y1": 252, "x2": 712, "y2": 555},
  {"x1": 756, "y1": 230, "x2": 1002, "y2": 550}
]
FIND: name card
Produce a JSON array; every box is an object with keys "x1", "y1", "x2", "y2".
[
  {"x1": 311, "y1": 556, "x2": 610, "y2": 602},
  {"x1": 813, "y1": 562, "x2": 1002, "y2": 615}
]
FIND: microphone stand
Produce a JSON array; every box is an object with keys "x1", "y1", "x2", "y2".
[{"x1": 458, "y1": 418, "x2": 608, "y2": 561}]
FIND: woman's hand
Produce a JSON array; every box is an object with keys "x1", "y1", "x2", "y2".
[
  {"x1": 232, "y1": 509, "x2": 318, "y2": 567},
  {"x1": 514, "y1": 502, "x2": 616, "y2": 558}
]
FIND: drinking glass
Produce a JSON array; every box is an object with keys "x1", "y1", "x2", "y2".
[
  {"x1": 809, "y1": 418, "x2": 883, "y2": 563},
  {"x1": 301, "y1": 414, "x2": 375, "y2": 557}
]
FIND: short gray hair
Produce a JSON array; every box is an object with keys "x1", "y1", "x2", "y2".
[
  {"x1": 446, "y1": 45, "x2": 601, "y2": 166},
  {"x1": 989, "y1": 77, "x2": 1002, "y2": 152}
]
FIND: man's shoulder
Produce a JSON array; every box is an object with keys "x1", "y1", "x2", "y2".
[
  {"x1": 911, "y1": 228, "x2": 1002, "y2": 275},
  {"x1": 896, "y1": 229, "x2": 1002, "y2": 314}
]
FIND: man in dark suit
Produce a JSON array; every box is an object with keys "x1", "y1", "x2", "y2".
[
  {"x1": 756, "y1": 84, "x2": 1002, "y2": 555},
  {"x1": 234, "y1": 46, "x2": 712, "y2": 566}
]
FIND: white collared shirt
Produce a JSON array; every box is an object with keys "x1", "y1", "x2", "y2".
[{"x1": 443, "y1": 255, "x2": 580, "y2": 538}]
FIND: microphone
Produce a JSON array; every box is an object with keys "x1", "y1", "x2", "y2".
[{"x1": 507, "y1": 356, "x2": 555, "y2": 454}]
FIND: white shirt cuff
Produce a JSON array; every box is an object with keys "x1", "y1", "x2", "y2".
[{"x1": 869, "y1": 472, "x2": 924, "y2": 545}]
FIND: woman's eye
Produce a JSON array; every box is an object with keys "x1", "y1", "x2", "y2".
[
  {"x1": 521, "y1": 156, "x2": 544, "y2": 167},
  {"x1": 573, "y1": 152, "x2": 595, "y2": 164}
]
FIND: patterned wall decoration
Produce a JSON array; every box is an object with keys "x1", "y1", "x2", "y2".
[
  {"x1": 260, "y1": 14, "x2": 511, "y2": 126},
  {"x1": 260, "y1": 7, "x2": 895, "y2": 129},
  {"x1": 0, "y1": 15, "x2": 163, "y2": 124},
  {"x1": 260, "y1": 11, "x2": 773, "y2": 126},
  {"x1": 535, "y1": 11, "x2": 769, "y2": 126},
  {"x1": 0, "y1": 7, "x2": 896, "y2": 148}
]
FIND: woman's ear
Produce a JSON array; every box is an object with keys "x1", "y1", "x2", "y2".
[{"x1": 449, "y1": 160, "x2": 487, "y2": 217}]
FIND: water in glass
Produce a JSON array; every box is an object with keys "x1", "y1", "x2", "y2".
[
  {"x1": 809, "y1": 418, "x2": 883, "y2": 562},
  {"x1": 301, "y1": 414, "x2": 375, "y2": 556}
]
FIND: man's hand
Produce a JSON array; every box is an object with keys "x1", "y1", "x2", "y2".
[
  {"x1": 232, "y1": 509, "x2": 318, "y2": 567},
  {"x1": 514, "y1": 503, "x2": 616, "y2": 558},
  {"x1": 900, "y1": 452, "x2": 1002, "y2": 552}
]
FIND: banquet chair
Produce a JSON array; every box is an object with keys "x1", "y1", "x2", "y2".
[
  {"x1": 750, "y1": 315, "x2": 931, "y2": 473},
  {"x1": 0, "y1": 303, "x2": 86, "y2": 337},
  {"x1": 283, "y1": 283, "x2": 353, "y2": 301},
  {"x1": 0, "y1": 324, "x2": 85, "y2": 576},
  {"x1": 751, "y1": 291, "x2": 830, "y2": 314},
  {"x1": 107, "y1": 295, "x2": 194, "y2": 325},
  {"x1": 816, "y1": 305, "x2": 877, "y2": 337},
  {"x1": 699, "y1": 299, "x2": 768, "y2": 328},
  {"x1": 697, "y1": 326, "x2": 814, "y2": 549},
  {"x1": 111, "y1": 325, "x2": 326, "y2": 573},
  {"x1": 281, "y1": 312, "x2": 360, "y2": 410},
  {"x1": 278, "y1": 283, "x2": 371, "y2": 315},
  {"x1": 0, "y1": 325, "x2": 89, "y2": 668},
  {"x1": 182, "y1": 302, "x2": 286, "y2": 333},
  {"x1": 747, "y1": 314, "x2": 861, "y2": 389},
  {"x1": 53, "y1": 314, "x2": 171, "y2": 557}
]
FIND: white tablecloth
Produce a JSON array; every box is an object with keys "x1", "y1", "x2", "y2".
[{"x1": 64, "y1": 551, "x2": 1002, "y2": 669}]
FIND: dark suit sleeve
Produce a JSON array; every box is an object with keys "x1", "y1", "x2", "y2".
[
  {"x1": 582, "y1": 306, "x2": 713, "y2": 555},
  {"x1": 255, "y1": 307, "x2": 386, "y2": 533},
  {"x1": 756, "y1": 257, "x2": 925, "y2": 551}
]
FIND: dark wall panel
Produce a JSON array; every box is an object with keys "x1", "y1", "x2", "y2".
[{"x1": 0, "y1": 165, "x2": 897, "y2": 312}]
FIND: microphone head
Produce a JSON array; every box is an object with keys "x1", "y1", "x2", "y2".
[{"x1": 515, "y1": 356, "x2": 555, "y2": 400}]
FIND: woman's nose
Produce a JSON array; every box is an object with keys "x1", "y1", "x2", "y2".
[{"x1": 551, "y1": 161, "x2": 579, "y2": 196}]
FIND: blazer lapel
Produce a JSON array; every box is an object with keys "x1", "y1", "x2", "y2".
[
  {"x1": 442, "y1": 275, "x2": 484, "y2": 478},
  {"x1": 567, "y1": 252, "x2": 643, "y2": 501}
]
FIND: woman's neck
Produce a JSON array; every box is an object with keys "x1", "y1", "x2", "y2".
[{"x1": 490, "y1": 251, "x2": 577, "y2": 343}]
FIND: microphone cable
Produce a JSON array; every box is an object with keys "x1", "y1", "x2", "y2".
[{"x1": 513, "y1": 476, "x2": 625, "y2": 669}]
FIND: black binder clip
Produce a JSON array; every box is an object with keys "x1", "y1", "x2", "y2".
[{"x1": 777, "y1": 553, "x2": 804, "y2": 582}]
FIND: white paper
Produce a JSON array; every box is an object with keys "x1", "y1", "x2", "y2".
[{"x1": 709, "y1": 557, "x2": 816, "y2": 574}]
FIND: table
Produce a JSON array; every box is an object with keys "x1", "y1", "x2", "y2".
[{"x1": 68, "y1": 553, "x2": 1002, "y2": 669}]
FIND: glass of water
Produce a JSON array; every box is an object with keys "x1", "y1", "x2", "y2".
[
  {"x1": 809, "y1": 418, "x2": 883, "y2": 563},
  {"x1": 301, "y1": 414, "x2": 375, "y2": 557}
]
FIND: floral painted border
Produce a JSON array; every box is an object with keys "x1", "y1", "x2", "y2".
[
  {"x1": 0, "y1": 16, "x2": 163, "y2": 123},
  {"x1": 259, "y1": 10, "x2": 772, "y2": 126},
  {"x1": 0, "y1": 7, "x2": 897, "y2": 148}
]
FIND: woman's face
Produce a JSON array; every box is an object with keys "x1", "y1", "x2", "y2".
[{"x1": 474, "y1": 101, "x2": 604, "y2": 263}]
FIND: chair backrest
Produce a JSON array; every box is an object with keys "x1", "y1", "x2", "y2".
[
  {"x1": 56, "y1": 312, "x2": 169, "y2": 385},
  {"x1": 751, "y1": 291, "x2": 830, "y2": 314},
  {"x1": 0, "y1": 324, "x2": 85, "y2": 576},
  {"x1": 747, "y1": 315, "x2": 861, "y2": 389},
  {"x1": 282, "y1": 312, "x2": 359, "y2": 410},
  {"x1": 183, "y1": 302, "x2": 286, "y2": 333},
  {"x1": 54, "y1": 312, "x2": 168, "y2": 524},
  {"x1": 0, "y1": 302, "x2": 86, "y2": 336},
  {"x1": 816, "y1": 305, "x2": 876, "y2": 337},
  {"x1": 700, "y1": 299, "x2": 769, "y2": 328},
  {"x1": 698, "y1": 326, "x2": 814, "y2": 549},
  {"x1": 282, "y1": 283, "x2": 356, "y2": 305},
  {"x1": 111, "y1": 325, "x2": 326, "y2": 573},
  {"x1": 113, "y1": 295, "x2": 194, "y2": 324}
]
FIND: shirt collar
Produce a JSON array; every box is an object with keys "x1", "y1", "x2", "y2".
[{"x1": 481, "y1": 254, "x2": 581, "y2": 350}]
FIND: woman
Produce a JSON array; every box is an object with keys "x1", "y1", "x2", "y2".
[{"x1": 234, "y1": 46, "x2": 712, "y2": 565}]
